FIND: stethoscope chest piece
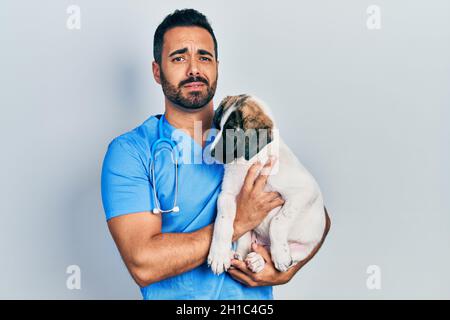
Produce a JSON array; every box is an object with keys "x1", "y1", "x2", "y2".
[{"x1": 153, "y1": 206, "x2": 179, "y2": 214}]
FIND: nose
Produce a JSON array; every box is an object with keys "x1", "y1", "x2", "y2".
[{"x1": 187, "y1": 58, "x2": 200, "y2": 77}]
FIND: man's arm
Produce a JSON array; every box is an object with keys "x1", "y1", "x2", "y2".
[
  {"x1": 107, "y1": 160, "x2": 284, "y2": 288},
  {"x1": 107, "y1": 213, "x2": 214, "y2": 287}
]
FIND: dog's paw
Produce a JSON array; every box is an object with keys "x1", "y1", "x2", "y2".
[
  {"x1": 207, "y1": 244, "x2": 233, "y2": 275},
  {"x1": 245, "y1": 252, "x2": 265, "y2": 273},
  {"x1": 271, "y1": 245, "x2": 293, "y2": 272}
]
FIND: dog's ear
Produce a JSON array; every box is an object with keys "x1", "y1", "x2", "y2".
[
  {"x1": 213, "y1": 104, "x2": 224, "y2": 130},
  {"x1": 212, "y1": 128, "x2": 243, "y2": 164},
  {"x1": 224, "y1": 128, "x2": 243, "y2": 163},
  {"x1": 244, "y1": 128, "x2": 273, "y2": 160},
  {"x1": 222, "y1": 109, "x2": 244, "y2": 163},
  {"x1": 241, "y1": 98, "x2": 274, "y2": 160}
]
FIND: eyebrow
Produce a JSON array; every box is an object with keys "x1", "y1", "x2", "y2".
[
  {"x1": 168, "y1": 47, "x2": 188, "y2": 57},
  {"x1": 168, "y1": 47, "x2": 214, "y2": 58},
  {"x1": 198, "y1": 49, "x2": 214, "y2": 58}
]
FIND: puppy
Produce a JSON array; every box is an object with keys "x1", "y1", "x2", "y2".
[{"x1": 207, "y1": 94, "x2": 326, "y2": 274}]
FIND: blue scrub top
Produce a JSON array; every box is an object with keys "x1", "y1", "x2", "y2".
[{"x1": 101, "y1": 114, "x2": 273, "y2": 300}]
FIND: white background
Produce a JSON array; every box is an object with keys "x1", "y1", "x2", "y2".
[{"x1": 1, "y1": 0, "x2": 449, "y2": 299}]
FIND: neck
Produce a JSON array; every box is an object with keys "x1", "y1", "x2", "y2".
[{"x1": 164, "y1": 97, "x2": 214, "y2": 148}]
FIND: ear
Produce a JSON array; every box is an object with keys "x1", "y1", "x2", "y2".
[
  {"x1": 244, "y1": 128, "x2": 273, "y2": 161},
  {"x1": 213, "y1": 96, "x2": 232, "y2": 129},
  {"x1": 225, "y1": 129, "x2": 241, "y2": 164},
  {"x1": 210, "y1": 129, "x2": 238, "y2": 164},
  {"x1": 241, "y1": 99, "x2": 274, "y2": 160},
  {"x1": 152, "y1": 61, "x2": 161, "y2": 85}
]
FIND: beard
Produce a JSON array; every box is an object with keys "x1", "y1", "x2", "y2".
[{"x1": 160, "y1": 68, "x2": 217, "y2": 110}]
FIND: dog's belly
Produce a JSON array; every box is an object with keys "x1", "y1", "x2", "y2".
[
  {"x1": 221, "y1": 137, "x2": 325, "y2": 256},
  {"x1": 253, "y1": 205, "x2": 281, "y2": 245},
  {"x1": 252, "y1": 185, "x2": 326, "y2": 248}
]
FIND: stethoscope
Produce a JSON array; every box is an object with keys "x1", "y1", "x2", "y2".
[{"x1": 150, "y1": 114, "x2": 180, "y2": 214}]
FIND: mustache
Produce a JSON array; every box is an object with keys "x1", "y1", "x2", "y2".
[{"x1": 179, "y1": 76, "x2": 209, "y2": 87}]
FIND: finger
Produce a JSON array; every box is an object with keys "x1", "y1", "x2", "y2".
[
  {"x1": 253, "y1": 158, "x2": 276, "y2": 191},
  {"x1": 267, "y1": 196, "x2": 285, "y2": 209},
  {"x1": 242, "y1": 161, "x2": 263, "y2": 192},
  {"x1": 227, "y1": 269, "x2": 256, "y2": 287},
  {"x1": 263, "y1": 191, "x2": 282, "y2": 202},
  {"x1": 260, "y1": 156, "x2": 277, "y2": 176}
]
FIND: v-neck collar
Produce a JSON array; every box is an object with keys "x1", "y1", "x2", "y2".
[{"x1": 160, "y1": 114, "x2": 217, "y2": 151}]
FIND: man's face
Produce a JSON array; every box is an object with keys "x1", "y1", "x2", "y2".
[{"x1": 156, "y1": 26, "x2": 218, "y2": 110}]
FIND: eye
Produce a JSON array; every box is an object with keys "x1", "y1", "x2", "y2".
[
  {"x1": 172, "y1": 56, "x2": 185, "y2": 62},
  {"x1": 200, "y1": 56, "x2": 211, "y2": 61}
]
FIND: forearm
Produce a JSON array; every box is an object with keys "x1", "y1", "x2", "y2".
[
  {"x1": 135, "y1": 223, "x2": 214, "y2": 286},
  {"x1": 232, "y1": 218, "x2": 249, "y2": 242}
]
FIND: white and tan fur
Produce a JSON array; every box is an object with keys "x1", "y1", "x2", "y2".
[{"x1": 207, "y1": 94, "x2": 326, "y2": 274}]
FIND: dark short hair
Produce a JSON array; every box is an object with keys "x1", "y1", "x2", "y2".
[{"x1": 153, "y1": 8, "x2": 218, "y2": 65}]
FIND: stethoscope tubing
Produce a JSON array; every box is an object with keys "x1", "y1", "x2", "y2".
[{"x1": 150, "y1": 114, "x2": 180, "y2": 214}]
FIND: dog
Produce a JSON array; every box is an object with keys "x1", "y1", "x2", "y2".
[{"x1": 207, "y1": 94, "x2": 326, "y2": 275}]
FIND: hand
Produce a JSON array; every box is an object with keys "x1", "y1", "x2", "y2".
[
  {"x1": 229, "y1": 207, "x2": 332, "y2": 287},
  {"x1": 227, "y1": 243, "x2": 290, "y2": 287},
  {"x1": 233, "y1": 157, "x2": 285, "y2": 241}
]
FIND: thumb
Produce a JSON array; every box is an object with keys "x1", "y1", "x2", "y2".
[{"x1": 252, "y1": 243, "x2": 271, "y2": 263}]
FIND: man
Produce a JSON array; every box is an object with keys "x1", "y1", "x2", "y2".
[{"x1": 101, "y1": 8, "x2": 330, "y2": 300}]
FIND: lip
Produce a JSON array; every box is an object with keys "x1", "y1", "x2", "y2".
[{"x1": 184, "y1": 82, "x2": 205, "y2": 89}]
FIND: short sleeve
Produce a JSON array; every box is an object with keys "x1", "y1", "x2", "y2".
[{"x1": 101, "y1": 137, "x2": 155, "y2": 220}]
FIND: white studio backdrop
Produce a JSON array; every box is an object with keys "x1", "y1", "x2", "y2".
[{"x1": 0, "y1": 0, "x2": 449, "y2": 299}]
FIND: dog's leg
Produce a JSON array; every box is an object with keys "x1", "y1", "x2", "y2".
[
  {"x1": 233, "y1": 231, "x2": 252, "y2": 261},
  {"x1": 234, "y1": 232, "x2": 267, "y2": 273},
  {"x1": 269, "y1": 199, "x2": 302, "y2": 272},
  {"x1": 290, "y1": 242, "x2": 315, "y2": 266},
  {"x1": 245, "y1": 251, "x2": 266, "y2": 273},
  {"x1": 207, "y1": 192, "x2": 237, "y2": 275}
]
